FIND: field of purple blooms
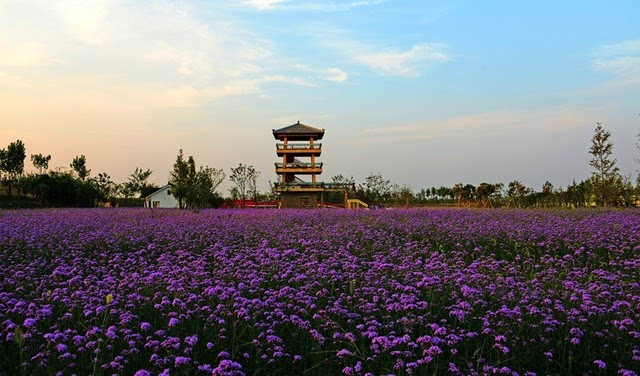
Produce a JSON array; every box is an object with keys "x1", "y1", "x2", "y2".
[{"x1": 1, "y1": 208, "x2": 639, "y2": 375}]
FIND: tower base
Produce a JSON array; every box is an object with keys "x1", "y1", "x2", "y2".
[{"x1": 280, "y1": 192, "x2": 318, "y2": 208}]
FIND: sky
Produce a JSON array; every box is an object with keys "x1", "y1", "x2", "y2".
[{"x1": 1, "y1": 0, "x2": 639, "y2": 192}]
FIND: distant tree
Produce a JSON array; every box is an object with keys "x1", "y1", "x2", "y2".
[
  {"x1": 229, "y1": 186, "x2": 241, "y2": 200},
  {"x1": 30, "y1": 153, "x2": 51, "y2": 174},
  {"x1": 566, "y1": 179, "x2": 587, "y2": 207},
  {"x1": 187, "y1": 165, "x2": 225, "y2": 209},
  {"x1": 20, "y1": 171, "x2": 98, "y2": 207},
  {"x1": 1, "y1": 140, "x2": 26, "y2": 194},
  {"x1": 619, "y1": 175, "x2": 635, "y2": 207},
  {"x1": 589, "y1": 122, "x2": 619, "y2": 206},
  {"x1": 169, "y1": 150, "x2": 190, "y2": 208},
  {"x1": 394, "y1": 185, "x2": 413, "y2": 207},
  {"x1": 122, "y1": 168, "x2": 154, "y2": 198},
  {"x1": 247, "y1": 166, "x2": 260, "y2": 204},
  {"x1": 92, "y1": 173, "x2": 116, "y2": 204},
  {"x1": 507, "y1": 180, "x2": 528, "y2": 207},
  {"x1": 169, "y1": 150, "x2": 225, "y2": 209},
  {"x1": 476, "y1": 183, "x2": 497, "y2": 207},
  {"x1": 359, "y1": 173, "x2": 392, "y2": 205},
  {"x1": 436, "y1": 186, "x2": 452, "y2": 201},
  {"x1": 541, "y1": 181, "x2": 554, "y2": 207},
  {"x1": 462, "y1": 184, "x2": 476, "y2": 205},
  {"x1": 70, "y1": 155, "x2": 90, "y2": 181},
  {"x1": 1, "y1": 140, "x2": 26, "y2": 179},
  {"x1": 331, "y1": 174, "x2": 355, "y2": 186},
  {"x1": 229, "y1": 163, "x2": 254, "y2": 207}
]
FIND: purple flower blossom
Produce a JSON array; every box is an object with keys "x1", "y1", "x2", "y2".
[
  {"x1": 594, "y1": 359, "x2": 606, "y2": 369},
  {"x1": 0, "y1": 209, "x2": 638, "y2": 374}
]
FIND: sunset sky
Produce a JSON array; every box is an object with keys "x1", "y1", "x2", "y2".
[{"x1": 1, "y1": 0, "x2": 639, "y2": 191}]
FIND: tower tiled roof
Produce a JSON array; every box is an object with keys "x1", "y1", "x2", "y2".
[{"x1": 273, "y1": 121, "x2": 325, "y2": 139}]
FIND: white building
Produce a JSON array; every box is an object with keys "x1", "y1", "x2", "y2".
[{"x1": 144, "y1": 185, "x2": 179, "y2": 208}]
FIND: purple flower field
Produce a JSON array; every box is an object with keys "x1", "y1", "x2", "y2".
[{"x1": 1, "y1": 209, "x2": 639, "y2": 375}]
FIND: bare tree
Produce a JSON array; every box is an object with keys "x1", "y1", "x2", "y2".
[{"x1": 230, "y1": 163, "x2": 258, "y2": 207}]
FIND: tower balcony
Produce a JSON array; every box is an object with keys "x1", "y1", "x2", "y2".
[
  {"x1": 276, "y1": 143, "x2": 322, "y2": 156},
  {"x1": 275, "y1": 162, "x2": 323, "y2": 174}
]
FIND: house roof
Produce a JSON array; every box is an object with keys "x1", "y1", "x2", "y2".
[
  {"x1": 144, "y1": 184, "x2": 170, "y2": 199},
  {"x1": 273, "y1": 121, "x2": 325, "y2": 140}
]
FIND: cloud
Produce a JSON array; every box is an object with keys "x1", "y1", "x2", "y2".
[
  {"x1": 592, "y1": 39, "x2": 640, "y2": 85},
  {"x1": 325, "y1": 67, "x2": 348, "y2": 82},
  {"x1": 354, "y1": 43, "x2": 449, "y2": 77},
  {"x1": 357, "y1": 106, "x2": 606, "y2": 144},
  {"x1": 243, "y1": 0, "x2": 385, "y2": 12},
  {"x1": 0, "y1": 0, "x2": 317, "y2": 105},
  {"x1": 310, "y1": 27, "x2": 449, "y2": 77},
  {"x1": 243, "y1": 0, "x2": 291, "y2": 10},
  {"x1": 294, "y1": 65, "x2": 349, "y2": 83}
]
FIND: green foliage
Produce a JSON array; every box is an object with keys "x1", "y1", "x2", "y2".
[
  {"x1": 589, "y1": 122, "x2": 620, "y2": 206},
  {"x1": 358, "y1": 173, "x2": 392, "y2": 205},
  {"x1": 70, "y1": 155, "x2": 90, "y2": 180},
  {"x1": 169, "y1": 150, "x2": 190, "y2": 208},
  {"x1": 122, "y1": 167, "x2": 155, "y2": 198},
  {"x1": 91, "y1": 172, "x2": 117, "y2": 203},
  {"x1": 20, "y1": 171, "x2": 99, "y2": 207},
  {"x1": 30, "y1": 153, "x2": 51, "y2": 174},
  {"x1": 170, "y1": 149, "x2": 226, "y2": 209}
]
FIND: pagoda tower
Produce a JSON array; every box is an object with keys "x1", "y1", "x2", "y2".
[{"x1": 273, "y1": 121, "x2": 324, "y2": 208}]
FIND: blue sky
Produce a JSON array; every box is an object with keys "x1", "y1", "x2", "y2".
[{"x1": 1, "y1": 0, "x2": 639, "y2": 191}]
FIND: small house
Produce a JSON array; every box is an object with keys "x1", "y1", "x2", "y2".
[{"x1": 144, "y1": 185, "x2": 179, "y2": 208}]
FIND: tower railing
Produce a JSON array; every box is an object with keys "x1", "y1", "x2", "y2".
[
  {"x1": 276, "y1": 143, "x2": 322, "y2": 150},
  {"x1": 275, "y1": 162, "x2": 323, "y2": 169}
]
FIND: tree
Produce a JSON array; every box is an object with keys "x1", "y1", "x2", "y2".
[
  {"x1": 31, "y1": 154, "x2": 51, "y2": 174},
  {"x1": 507, "y1": 180, "x2": 528, "y2": 208},
  {"x1": 476, "y1": 183, "x2": 497, "y2": 207},
  {"x1": 247, "y1": 166, "x2": 260, "y2": 204},
  {"x1": 170, "y1": 150, "x2": 225, "y2": 209},
  {"x1": 541, "y1": 181, "x2": 554, "y2": 207},
  {"x1": 186, "y1": 166, "x2": 225, "y2": 209},
  {"x1": 70, "y1": 155, "x2": 90, "y2": 180},
  {"x1": 394, "y1": 185, "x2": 413, "y2": 207},
  {"x1": 331, "y1": 174, "x2": 355, "y2": 186},
  {"x1": 169, "y1": 150, "x2": 190, "y2": 208},
  {"x1": 359, "y1": 173, "x2": 392, "y2": 206},
  {"x1": 122, "y1": 168, "x2": 154, "y2": 198},
  {"x1": 1, "y1": 140, "x2": 26, "y2": 194},
  {"x1": 229, "y1": 163, "x2": 255, "y2": 207},
  {"x1": 92, "y1": 173, "x2": 116, "y2": 204},
  {"x1": 589, "y1": 122, "x2": 619, "y2": 206},
  {"x1": 1, "y1": 140, "x2": 26, "y2": 179}
]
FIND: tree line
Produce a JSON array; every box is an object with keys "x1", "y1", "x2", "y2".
[
  {"x1": 0, "y1": 121, "x2": 636, "y2": 209},
  {"x1": 340, "y1": 122, "x2": 638, "y2": 208},
  {"x1": 0, "y1": 144, "x2": 267, "y2": 208}
]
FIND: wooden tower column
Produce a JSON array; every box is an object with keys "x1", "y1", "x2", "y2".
[{"x1": 310, "y1": 136, "x2": 316, "y2": 186}]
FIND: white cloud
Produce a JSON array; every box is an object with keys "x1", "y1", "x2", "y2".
[
  {"x1": 358, "y1": 106, "x2": 606, "y2": 144},
  {"x1": 243, "y1": 0, "x2": 384, "y2": 11},
  {"x1": 311, "y1": 26, "x2": 449, "y2": 77},
  {"x1": 244, "y1": 0, "x2": 291, "y2": 10},
  {"x1": 0, "y1": 0, "x2": 317, "y2": 105},
  {"x1": 294, "y1": 64, "x2": 348, "y2": 83},
  {"x1": 592, "y1": 39, "x2": 640, "y2": 85},
  {"x1": 354, "y1": 43, "x2": 448, "y2": 77},
  {"x1": 325, "y1": 67, "x2": 348, "y2": 82}
]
